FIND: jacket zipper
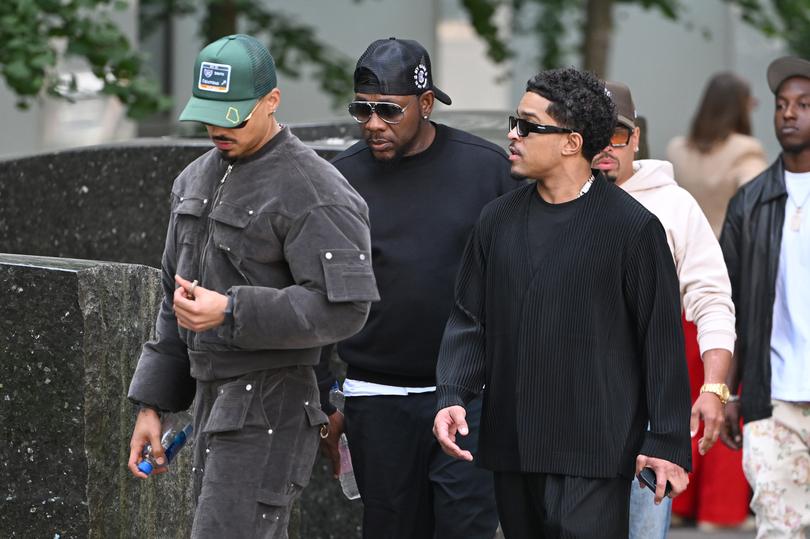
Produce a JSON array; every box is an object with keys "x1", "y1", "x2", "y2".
[{"x1": 192, "y1": 162, "x2": 233, "y2": 349}]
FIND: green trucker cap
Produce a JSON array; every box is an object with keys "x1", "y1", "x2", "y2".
[{"x1": 179, "y1": 34, "x2": 277, "y2": 127}]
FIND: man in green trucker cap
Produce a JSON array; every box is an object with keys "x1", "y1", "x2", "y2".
[{"x1": 127, "y1": 34, "x2": 378, "y2": 538}]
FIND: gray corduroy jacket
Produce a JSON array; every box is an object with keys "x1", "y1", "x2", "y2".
[{"x1": 128, "y1": 127, "x2": 378, "y2": 412}]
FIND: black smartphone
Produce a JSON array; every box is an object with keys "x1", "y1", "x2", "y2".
[{"x1": 637, "y1": 467, "x2": 673, "y2": 497}]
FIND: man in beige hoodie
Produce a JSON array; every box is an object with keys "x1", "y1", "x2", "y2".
[{"x1": 592, "y1": 81, "x2": 737, "y2": 539}]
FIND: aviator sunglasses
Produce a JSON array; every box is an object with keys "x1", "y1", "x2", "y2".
[
  {"x1": 509, "y1": 116, "x2": 574, "y2": 137},
  {"x1": 349, "y1": 101, "x2": 410, "y2": 125}
]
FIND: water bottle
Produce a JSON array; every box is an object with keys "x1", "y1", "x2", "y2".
[
  {"x1": 329, "y1": 383, "x2": 360, "y2": 500},
  {"x1": 138, "y1": 410, "x2": 194, "y2": 475}
]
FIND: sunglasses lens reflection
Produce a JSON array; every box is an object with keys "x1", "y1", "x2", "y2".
[
  {"x1": 348, "y1": 102, "x2": 373, "y2": 123},
  {"x1": 374, "y1": 103, "x2": 405, "y2": 123},
  {"x1": 611, "y1": 128, "x2": 630, "y2": 146},
  {"x1": 508, "y1": 116, "x2": 528, "y2": 137}
]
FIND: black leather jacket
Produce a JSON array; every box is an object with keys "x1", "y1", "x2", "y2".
[{"x1": 720, "y1": 157, "x2": 787, "y2": 424}]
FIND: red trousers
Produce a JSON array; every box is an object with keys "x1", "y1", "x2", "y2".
[{"x1": 671, "y1": 318, "x2": 750, "y2": 525}]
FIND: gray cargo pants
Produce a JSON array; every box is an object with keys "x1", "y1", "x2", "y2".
[{"x1": 190, "y1": 365, "x2": 328, "y2": 538}]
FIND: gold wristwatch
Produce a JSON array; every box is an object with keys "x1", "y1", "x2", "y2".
[{"x1": 700, "y1": 383, "x2": 731, "y2": 404}]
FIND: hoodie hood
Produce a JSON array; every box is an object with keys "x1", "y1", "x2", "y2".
[{"x1": 621, "y1": 159, "x2": 676, "y2": 193}]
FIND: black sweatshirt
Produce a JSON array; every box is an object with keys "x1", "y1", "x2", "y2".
[
  {"x1": 436, "y1": 177, "x2": 692, "y2": 479},
  {"x1": 328, "y1": 123, "x2": 515, "y2": 388}
]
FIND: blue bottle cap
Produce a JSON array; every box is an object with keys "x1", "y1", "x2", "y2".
[{"x1": 137, "y1": 460, "x2": 154, "y2": 475}]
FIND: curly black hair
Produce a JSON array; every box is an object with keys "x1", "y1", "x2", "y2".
[{"x1": 525, "y1": 67, "x2": 616, "y2": 162}]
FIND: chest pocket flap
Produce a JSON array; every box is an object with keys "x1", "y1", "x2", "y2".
[
  {"x1": 173, "y1": 197, "x2": 207, "y2": 218},
  {"x1": 209, "y1": 203, "x2": 253, "y2": 229},
  {"x1": 320, "y1": 249, "x2": 380, "y2": 303}
]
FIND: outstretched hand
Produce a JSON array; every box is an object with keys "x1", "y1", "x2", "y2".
[
  {"x1": 433, "y1": 406, "x2": 472, "y2": 461},
  {"x1": 690, "y1": 392, "x2": 725, "y2": 455},
  {"x1": 635, "y1": 455, "x2": 689, "y2": 505}
]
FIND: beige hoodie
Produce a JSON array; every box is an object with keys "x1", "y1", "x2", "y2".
[{"x1": 621, "y1": 159, "x2": 736, "y2": 356}]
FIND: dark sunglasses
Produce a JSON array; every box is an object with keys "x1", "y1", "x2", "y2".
[
  {"x1": 609, "y1": 127, "x2": 632, "y2": 148},
  {"x1": 509, "y1": 116, "x2": 574, "y2": 137},
  {"x1": 348, "y1": 101, "x2": 410, "y2": 125}
]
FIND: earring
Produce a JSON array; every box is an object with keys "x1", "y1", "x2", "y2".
[{"x1": 423, "y1": 115, "x2": 428, "y2": 120}]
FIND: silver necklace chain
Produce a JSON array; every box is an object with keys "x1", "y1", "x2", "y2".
[{"x1": 578, "y1": 175, "x2": 595, "y2": 198}]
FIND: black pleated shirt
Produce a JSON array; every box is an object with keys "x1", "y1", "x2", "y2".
[{"x1": 436, "y1": 176, "x2": 692, "y2": 478}]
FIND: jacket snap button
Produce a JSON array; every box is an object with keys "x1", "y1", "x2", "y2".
[
  {"x1": 246, "y1": 384, "x2": 252, "y2": 391},
  {"x1": 325, "y1": 252, "x2": 333, "y2": 260},
  {"x1": 180, "y1": 197, "x2": 185, "y2": 201},
  {"x1": 248, "y1": 210, "x2": 254, "y2": 215},
  {"x1": 359, "y1": 254, "x2": 366, "y2": 260}
]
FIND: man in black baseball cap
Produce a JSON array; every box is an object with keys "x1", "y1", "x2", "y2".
[
  {"x1": 721, "y1": 55, "x2": 810, "y2": 538},
  {"x1": 317, "y1": 37, "x2": 515, "y2": 538}
]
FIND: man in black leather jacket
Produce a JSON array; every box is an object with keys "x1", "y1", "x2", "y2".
[{"x1": 719, "y1": 56, "x2": 810, "y2": 538}]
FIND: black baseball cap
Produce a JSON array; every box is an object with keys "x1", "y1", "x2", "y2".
[
  {"x1": 767, "y1": 56, "x2": 810, "y2": 94},
  {"x1": 354, "y1": 37, "x2": 451, "y2": 105}
]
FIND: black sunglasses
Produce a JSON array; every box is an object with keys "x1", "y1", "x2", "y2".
[
  {"x1": 509, "y1": 116, "x2": 573, "y2": 137},
  {"x1": 348, "y1": 101, "x2": 410, "y2": 125}
]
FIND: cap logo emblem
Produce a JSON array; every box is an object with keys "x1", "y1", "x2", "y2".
[
  {"x1": 414, "y1": 64, "x2": 428, "y2": 90},
  {"x1": 198, "y1": 61, "x2": 231, "y2": 93},
  {"x1": 225, "y1": 107, "x2": 240, "y2": 124}
]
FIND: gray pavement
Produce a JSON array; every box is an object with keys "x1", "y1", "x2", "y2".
[{"x1": 668, "y1": 527, "x2": 755, "y2": 539}]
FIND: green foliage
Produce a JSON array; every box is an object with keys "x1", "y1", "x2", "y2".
[
  {"x1": 141, "y1": 0, "x2": 356, "y2": 108},
  {"x1": 459, "y1": 0, "x2": 810, "y2": 71},
  {"x1": 0, "y1": 0, "x2": 171, "y2": 118}
]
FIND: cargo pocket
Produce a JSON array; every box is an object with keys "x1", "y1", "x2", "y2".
[
  {"x1": 173, "y1": 195, "x2": 207, "y2": 241},
  {"x1": 255, "y1": 487, "x2": 298, "y2": 536},
  {"x1": 320, "y1": 249, "x2": 380, "y2": 303},
  {"x1": 173, "y1": 195, "x2": 206, "y2": 280},
  {"x1": 202, "y1": 380, "x2": 255, "y2": 434},
  {"x1": 290, "y1": 403, "x2": 330, "y2": 488},
  {"x1": 208, "y1": 202, "x2": 252, "y2": 281}
]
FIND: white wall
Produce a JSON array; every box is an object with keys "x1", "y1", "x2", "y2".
[
  {"x1": 0, "y1": 3, "x2": 137, "y2": 160},
  {"x1": 607, "y1": 0, "x2": 786, "y2": 161}
]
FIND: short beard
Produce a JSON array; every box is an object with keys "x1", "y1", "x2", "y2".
[
  {"x1": 604, "y1": 171, "x2": 618, "y2": 183},
  {"x1": 371, "y1": 148, "x2": 405, "y2": 165},
  {"x1": 780, "y1": 140, "x2": 810, "y2": 155}
]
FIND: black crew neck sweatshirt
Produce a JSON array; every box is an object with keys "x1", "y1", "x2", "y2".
[{"x1": 331, "y1": 123, "x2": 516, "y2": 386}]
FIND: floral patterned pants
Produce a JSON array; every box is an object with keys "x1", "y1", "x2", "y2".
[{"x1": 743, "y1": 400, "x2": 810, "y2": 539}]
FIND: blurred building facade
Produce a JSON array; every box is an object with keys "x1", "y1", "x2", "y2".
[{"x1": 0, "y1": 0, "x2": 788, "y2": 162}]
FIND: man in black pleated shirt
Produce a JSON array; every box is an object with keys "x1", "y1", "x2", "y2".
[{"x1": 433, "y1": 68, "x2": 692, "y2": 538}]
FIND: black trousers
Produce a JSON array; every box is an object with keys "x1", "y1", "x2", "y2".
[
  {"x1": 493, "y1": 471, "x2": 631, "y2": 539},
  {"x1": 344, "y1": 393, "x2": 498, "y2": 539}
]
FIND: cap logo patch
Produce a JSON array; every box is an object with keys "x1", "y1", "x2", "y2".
[
  {"x1": 225, "y1": 107, "x2": 240, "y2": 124},
  {"x1": 414, "y1": 64, "x2": 428, "y2": 90},
  {"x1": 198, "y1": 61, "x2": 231, "y2": 93}
]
